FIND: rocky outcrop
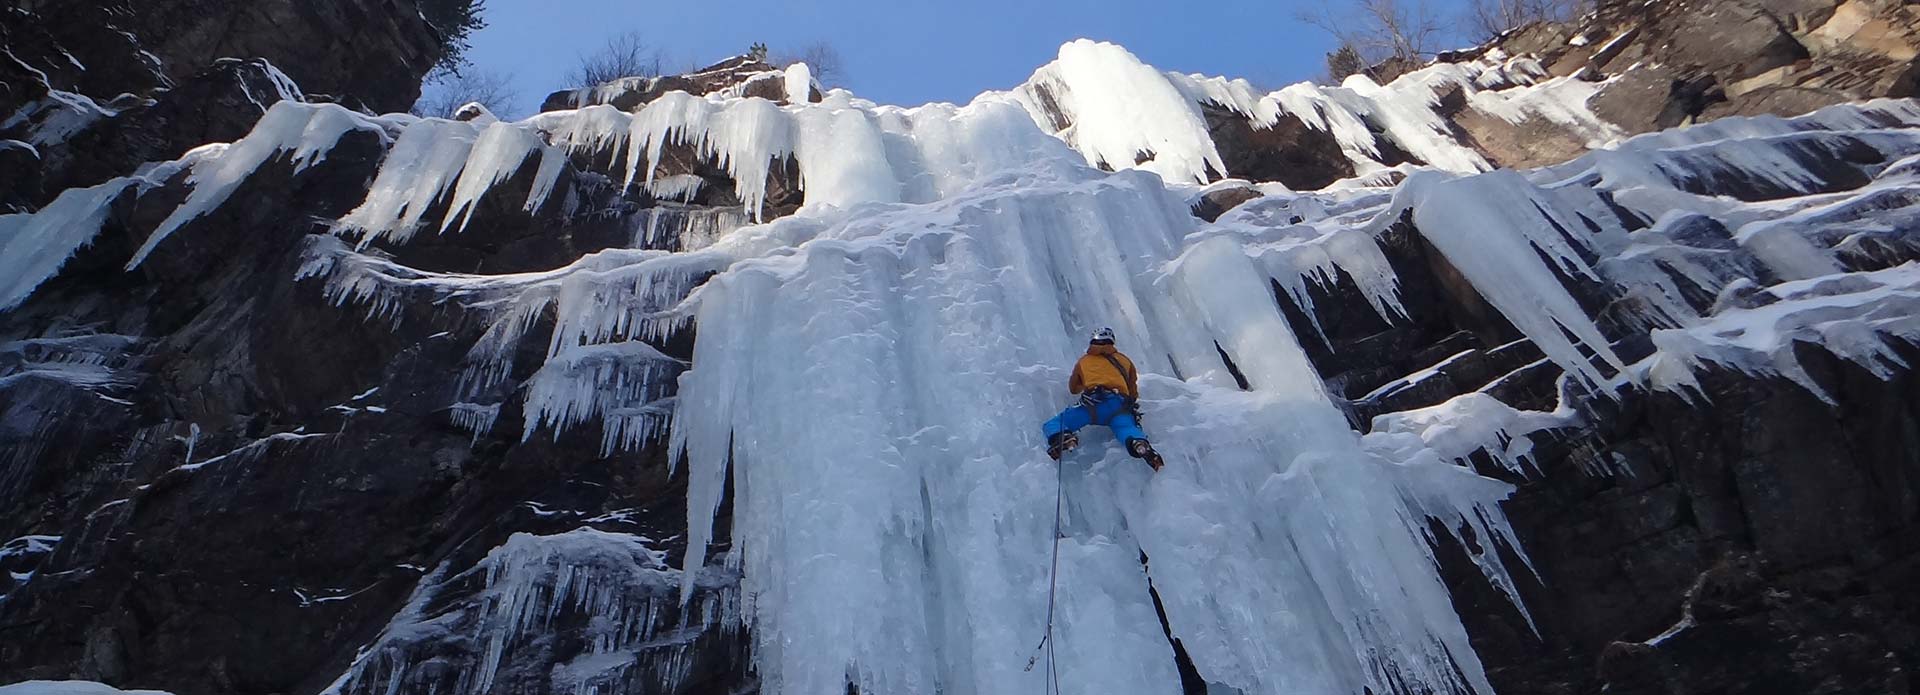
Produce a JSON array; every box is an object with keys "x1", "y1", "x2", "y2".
[
  {"x1": 1201, "y1": 104, "x2": 1362, "y2": 191},
  {"x1": 1169, "y1": 0, "x2": 1920, "y2": 203},
  {"x1": 1490, "y1": 0, "x2": 1920, "y2": 134},
  {"x1": 539, "y1": 54, "x2": 817, "y2": 113}
]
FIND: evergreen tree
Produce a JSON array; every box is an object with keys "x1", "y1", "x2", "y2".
[
  {"x1": 419, "y1": 0, "x2": 488, "y2": 74},
  {"x1": 1325, "y1": 43, "x2": 1368, "y2": 82}
]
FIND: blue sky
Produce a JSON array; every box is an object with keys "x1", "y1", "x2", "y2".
[{"x1": 457, "y1": 0, "x2": 1476, "y2": 117}]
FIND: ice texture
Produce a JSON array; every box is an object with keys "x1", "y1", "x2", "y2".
[
  {"x1": 326, "y1": 528, "x2": 739, "y2": 695},
  {"x1": 657, "y1": 159, "x2": 1532, "y2": 695}
]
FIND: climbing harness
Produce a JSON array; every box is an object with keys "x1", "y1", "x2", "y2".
[{"x1": 1024, "y1": 452, "x2": 1066, "y2": 695}]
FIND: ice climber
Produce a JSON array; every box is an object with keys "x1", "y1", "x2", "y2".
[{"x1": 1042, "y1": 327, "x2": 1166, "y2": 470}]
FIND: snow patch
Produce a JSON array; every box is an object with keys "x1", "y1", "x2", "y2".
[{"x1": 0, "y1": 682, "x2": 174, "y2": 695}]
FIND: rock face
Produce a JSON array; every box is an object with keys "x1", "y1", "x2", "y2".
[
  {"x1": 2, "y1": 2, "x2": 1919, "y2": 695},
  {"x1": 0, "y1": 0, "x2": 446, "y2": 212},
  {"x1": 1433, "y1": 348, "x2": 1920, "y2": 695},
  {"x1": 0, "y1": 97, "x2": 751, "y2": 695},
  {"x1": 4, "y1": 0, "x2": 442, "y2": 115}
]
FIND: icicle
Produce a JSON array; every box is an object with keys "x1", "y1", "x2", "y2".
[
  {"x1": 449, "y1": 402, "x2": 502, "y2": 443},
  {"x1": 0, "y1": 181, "x2": 133, "y2": 310},
  {"x1": 645, "y1": 174, "x2": 706, "y2": 203},
  {"x1": 521, "y1": 340, "x2": 684, "y2": 456},
  {"x1": 325, "y1": 529, "x2": 741, "y2": 695},
  {"x1": 440, "y1": 121, "x2": 548, "y2": 234},
  {"x1": 132, "y1": 102, "x2": 381, "y2": 267},
  {"x1": 1399, "y1": 169, "x2": 1627, "y2": 388},
  {"x1": 336, "y1": 117, "x2": 483, "y2": 247}
]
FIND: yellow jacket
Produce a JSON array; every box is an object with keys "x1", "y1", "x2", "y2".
[{"x1": 1069, "y1": 344, "x2": 1138, "y2": 399}]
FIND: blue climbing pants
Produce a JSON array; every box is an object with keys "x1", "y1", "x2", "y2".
[{"x1": 1042, "y1": 391, "x2": 1147, "y2": 444}]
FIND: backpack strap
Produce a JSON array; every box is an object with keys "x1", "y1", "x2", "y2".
[{"x1": 1098, "y1": 354, "x2": 1136, "y2": 400}]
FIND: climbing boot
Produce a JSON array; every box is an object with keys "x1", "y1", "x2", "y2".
[
  {"x1": 1047, "y1": 432, "x2": 1079, "y2": 461},
  {"x1": 1127, "y1": 438, "x2": 1165, "y2": 471}
]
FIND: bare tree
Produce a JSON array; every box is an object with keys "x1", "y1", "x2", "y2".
[
  {"x1": 1468, "y1": 0, "x2": 1585, "y2": 40},
  {"x1": 568, "y1": 31, "x2": 663, "y2": 87},
  {"x1": 1298, "y1": 0, "x2": 1444, "y2": 82},
  {"x1": 412, "y1": 66, "x2": 520, "y2": 119},
  {"x1": 774, "y1": 41, "x2": 847, "y2": 86}
]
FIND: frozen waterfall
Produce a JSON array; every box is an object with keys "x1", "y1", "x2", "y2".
[{"x1": 9, "y1": 37, "x2": 1920, "y2": 695}]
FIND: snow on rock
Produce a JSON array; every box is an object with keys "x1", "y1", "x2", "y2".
[
  {"x1": 451, "y1": 101, "x2": 499, "y2": 124},
  {"x1": 0, "y1": 90, "x2": 118, "y2": 147},
  {"x1": 0, "y1": 683, "x2": 174, "y2": 695},
  {"x1": 0, "y1": 181, "x2": 135, "y2": 311},
  {"x1": 0, "y1": 133, "x2": 235, "y2": 310},
  {"x1": 131, "y1": 102, "x2": 392, "y2": 267},
  {"x1": 0, "y1": 332, "x2": 142, "y2": 492},
  {"x1": 1641, "y1": 263, "x2": 1920, "y2": 402},
  {"x1": 1465, "y1": 74, "x2": 1622, "y2": 148},
  {"x1": 0, "y1": 534, "x2": 61, "y2": 603},
  {"x1": 1012, "y1": 42, "x2": 1613, "y2": 180},
  {"x1": 1016, "y1": 40, "x2": 1230, "y2": 183},
  {"x1": 1371, "y1": 391, "x2": 1581, "y2": 473},
  {"x1": 783, "y1": 62, "x2": 815, "y2": 103}
]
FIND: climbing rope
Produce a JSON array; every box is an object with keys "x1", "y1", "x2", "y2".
[{"x1": 1025, "y1": 456, "x2": 1066, "y2": 695}]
